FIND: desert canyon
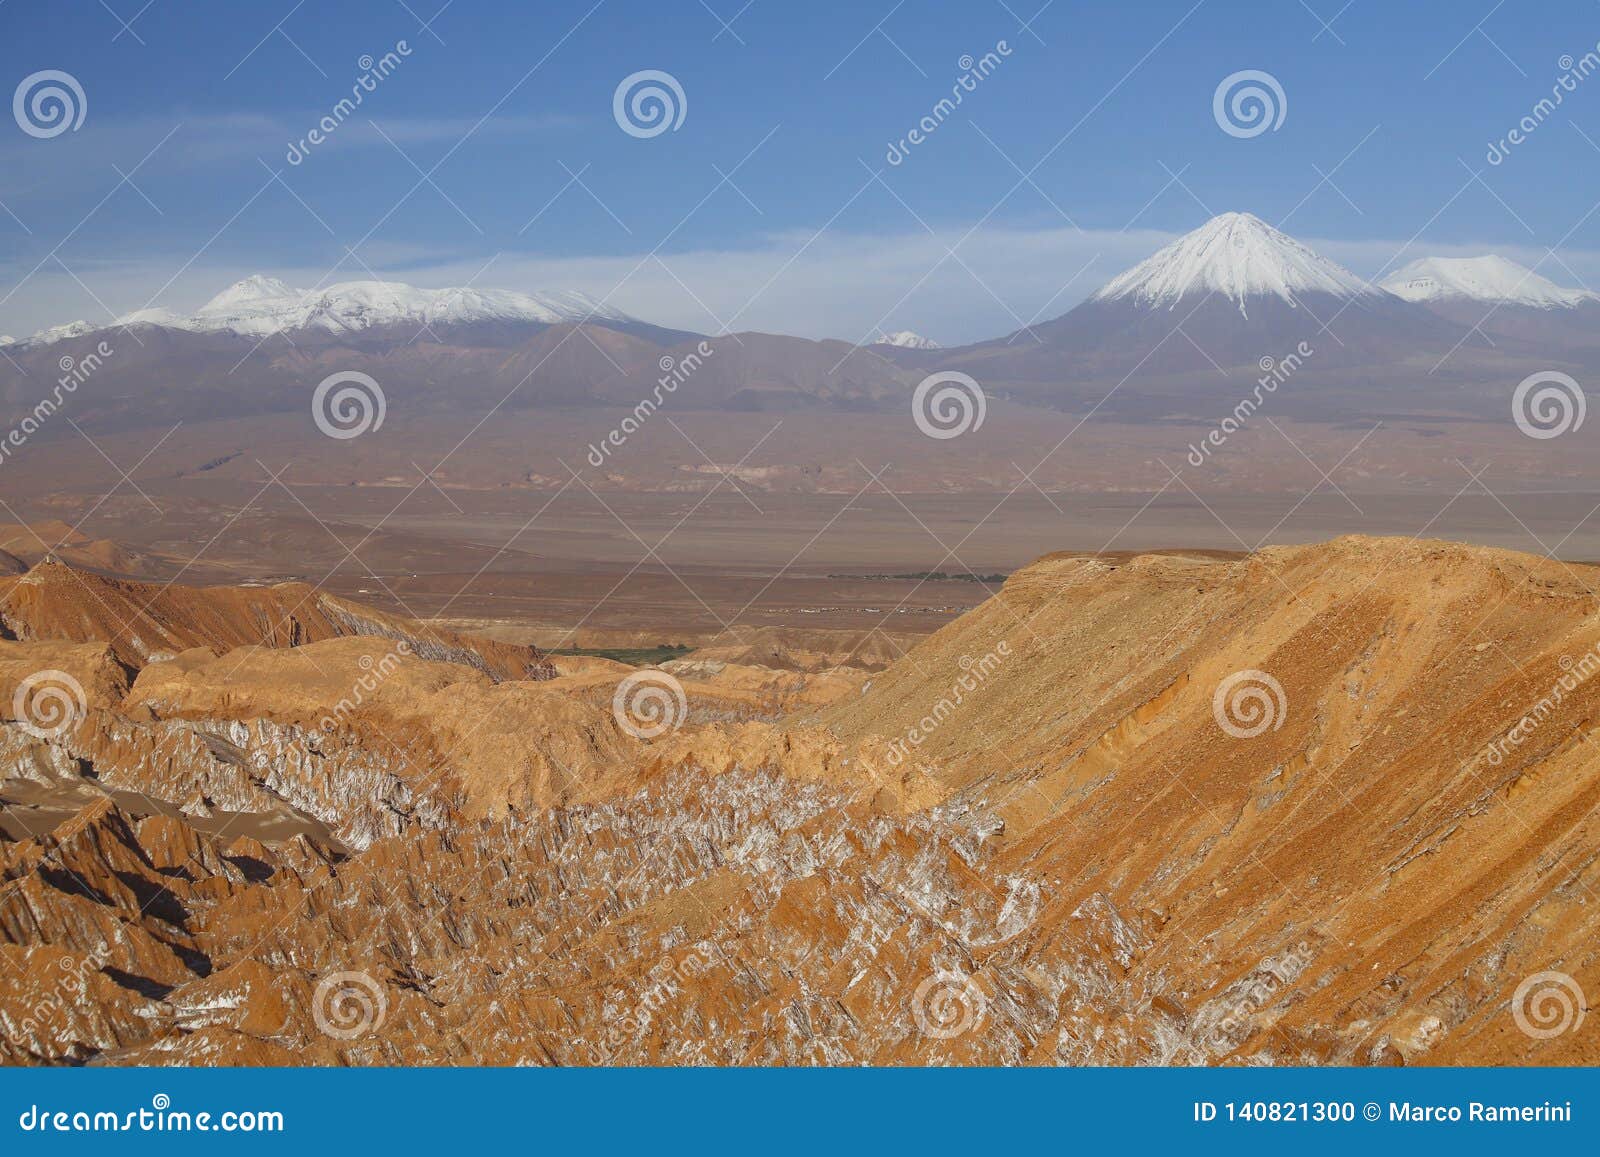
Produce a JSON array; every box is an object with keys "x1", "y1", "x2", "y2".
[{"x1": 2, "y1": 531, "x2": 1598, "y2": 1066}]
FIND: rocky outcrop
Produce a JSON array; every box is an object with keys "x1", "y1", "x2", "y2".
[
  {"x1": 0, "y1": 562, "x2": 553, "y2": 681},
  {"x1": 3, "y1": 537, "x2": 1599, "y2": 1066}
]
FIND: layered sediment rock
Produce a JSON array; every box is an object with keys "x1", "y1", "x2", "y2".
[{"x1": 3, "y1": 539, "x2": 1598, "y2": 1066}]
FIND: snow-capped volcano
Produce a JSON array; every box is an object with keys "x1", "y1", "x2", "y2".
[
  {"x1": 1379, "y1": 255, "x2": 1597, "y2": 309},
  {"x1": 17, "y1": 276, "x2": 634, "y2": 346},
  {"x1": 982, "y1": 210, "x2": 1472, "y2": 382},
  {"x1": 1092, "y1": 212, "x2": 1380, "y2": 317},
  {"x1": 873, "y1": 330, "x2": 941, "y2": 350}
]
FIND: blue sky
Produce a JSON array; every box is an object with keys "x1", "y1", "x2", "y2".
[{"x1": 4, "y1": 0, "x2": 1600, "y2": 342}]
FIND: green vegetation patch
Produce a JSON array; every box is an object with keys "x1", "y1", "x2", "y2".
[{"x1": 554, "y1": 643, "x2": 693, "y2": 667}]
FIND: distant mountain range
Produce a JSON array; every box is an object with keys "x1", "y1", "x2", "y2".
[
  {"x1": 20, "y1": 274, "x2": 633, "y2": 345},
  {"x1": 5, "y1": 212, "x2": 1597, "y2": 428}
]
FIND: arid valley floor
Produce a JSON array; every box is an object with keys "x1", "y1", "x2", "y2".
[{"x1": 5, "y1": 402, "x2": 1600, "y2": 644}]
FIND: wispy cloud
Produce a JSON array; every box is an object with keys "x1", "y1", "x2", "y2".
[{"x1": 0, "y1": 112, "x2": 579, "y2": 204}]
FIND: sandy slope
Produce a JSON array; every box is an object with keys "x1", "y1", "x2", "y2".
[
  {"x1": 2, "y1": 537, "x2": 1597, "y2": 1065},
  {"x1": 0, "y1": 561, "x2": 552, "y2": 681}
]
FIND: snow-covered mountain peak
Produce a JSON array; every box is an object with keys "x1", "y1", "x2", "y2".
[
  {"x1": 1378, "y1": 255, "x2": 1597, "y2": 309},
  {"x1": 14, "y1": 276, "x2": 637, "y2": 346},
  {"x1": 1092, "y1": 212, "x2": 1379, "y2": 317},
  {"x1": 22, "y1": 320, "x2": 96, "y2": 346},
  {"x1": 873, "y1": 330, "x2": 941, "y2": 350},
  {"x1": 201, "y1": 275, "x2": 299, "y2": 314}
]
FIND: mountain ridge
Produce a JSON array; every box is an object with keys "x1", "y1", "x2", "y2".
[
  {"x1": 11, "y1": 217, "x2": 1600, "y2": 352},
  {"x1": 1380, "y1": 254, "x2": 1598, "y2": 309},
  {"x1": 4, "y1": 215, "x2": 1597, "y2": 426},
  {"x1": 14, "y1": 275, "x2": 636, "y2": 348}
]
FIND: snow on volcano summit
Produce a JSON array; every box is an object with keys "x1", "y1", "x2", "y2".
[
  {"x1": 1092, "y1": 212, "x2": 1380, "y2": 317},
  {"x1": 1379, "y1": 255, "x2": 1597, "y2": 309},
  {"x1": 873, "y1": 330, "x2": 941, "y2": 350}
]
